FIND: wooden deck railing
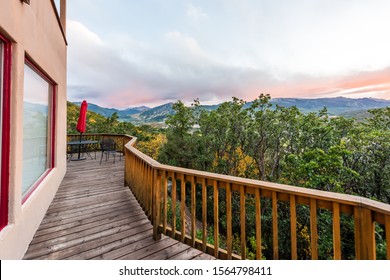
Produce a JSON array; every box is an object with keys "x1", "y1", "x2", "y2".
[{"x1": 70, "y1": 134, "x2": 390, "y2": 260}]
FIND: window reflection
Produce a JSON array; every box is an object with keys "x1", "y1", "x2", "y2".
[{"x1": 22, "y1": 63, "x2": 51, "y2": 197}]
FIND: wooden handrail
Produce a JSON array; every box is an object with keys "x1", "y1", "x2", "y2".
[
  {"x1": 70, "y1": 134, "x2": 390, "y2": 259},
  {"x1": 124, "y1": 134, "x2": 390, "y2": 260}
]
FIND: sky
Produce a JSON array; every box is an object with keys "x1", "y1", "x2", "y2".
[{"x1": 66, "y1": 0, "x2": 390, "y2": 108}]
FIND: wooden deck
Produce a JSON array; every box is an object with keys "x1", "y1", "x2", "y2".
[{"x1": 23, "y1": 157, "x2": 216, "y2": 260}]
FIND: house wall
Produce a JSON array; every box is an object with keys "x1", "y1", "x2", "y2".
[{"x1": 0, "y1": 0, "x2": 67, "y2": 259}]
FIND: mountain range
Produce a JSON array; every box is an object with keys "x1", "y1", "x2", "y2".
[{"x1": 73, "y1": 97, "x2": 390, "y2": 124}]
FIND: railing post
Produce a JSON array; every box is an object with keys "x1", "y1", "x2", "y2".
[
  {"x1": 332, "y1": 202, "x2": 341, "y2": 260},
  {"x1": 124, "y1": 147, "x2": 128, "y2": 187},
  {"x1": 153, "y1": 168, "x2": 162, "y2": 240},
  {"x1": 385, "y1": 215, "x2": 390, "y2": 260},
  {"x1": 354, "y1": 207, "x2": 376, "y2": 259},
  {"x1": 213, "y1": 180, "x2": 219, "y2": 258}
]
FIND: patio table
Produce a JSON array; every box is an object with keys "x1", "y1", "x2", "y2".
[{"x1": 67, "y1": 140, "x2": 99, "y2": 161}]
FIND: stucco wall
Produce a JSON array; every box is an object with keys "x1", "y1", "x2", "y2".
[{"x1": 0, "y1": 0, "x2": 67, "y2": 259}]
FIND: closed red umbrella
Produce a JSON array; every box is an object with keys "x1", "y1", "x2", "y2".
[
  {"x1": 76, "y1": 100, "x2": 88, "y2": 133},
  {"x1": 74, "y1": 100, "x2": 88, "y2": 160}
]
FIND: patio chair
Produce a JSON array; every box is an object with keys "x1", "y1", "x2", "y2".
[
  {"x1": 100, "y1": 139, "x2": 121, "y2": 164},
  {"x1": 67, "y1": 144, "x2": 78, "y2": 162}
]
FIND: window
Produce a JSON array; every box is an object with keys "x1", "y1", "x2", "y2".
[
  {"x1": 0, "y1": 34, "x2": 11, "y2": 230},
  {"x1": 22, "y1": 60, "x2": 55, "y2": 202}
]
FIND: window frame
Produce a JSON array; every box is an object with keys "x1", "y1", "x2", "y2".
[
  {"x1": 0, "y1": 33, "x2": 11, "y2": 231},
  {"x1": 22, "y1": 57, "x2": 56, "y2": 204}
]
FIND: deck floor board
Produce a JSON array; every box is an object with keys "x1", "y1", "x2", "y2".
[{"x1": 23, "y1": 158, "x2": 215, "y2": 260}]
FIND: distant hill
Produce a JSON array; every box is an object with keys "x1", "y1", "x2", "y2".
[
  {"x1": 138, "y1": 102, "x2": 175, "y2": 122},
  {"x1": 269, "y1": 97, "x2": 390, "y2": 115},
  {"x1": 70, "y1": 97, "x2": 390, "y2": 124},
  {"x1": 73, "y1": 102, "x2": 149, "y2": 120}
]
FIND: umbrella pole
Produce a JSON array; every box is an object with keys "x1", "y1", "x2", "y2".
[{"x1": 77, "y1": 132, "x2": 82, "y2": 159}]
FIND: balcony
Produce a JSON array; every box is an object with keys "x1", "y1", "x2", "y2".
[
  {"x1": 24, "y1": 134, "x2": 390, "y2": 260},
  {"x1": 23, "y1": 134, "x2": 214, "y2": 260}
]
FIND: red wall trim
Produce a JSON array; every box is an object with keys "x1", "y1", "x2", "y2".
[
  {"x1": 51, "y1": 85, "x2": 57, "y2": 167},
  {"x1": 25, "y1": 57, "x2": 56, "y2": 85},
  {"x1": 0, "y1": 33, "x2": 11, "y2": 231},
  {"x1": 21, "y1": 58, "x2": 57, "y2": 204}
]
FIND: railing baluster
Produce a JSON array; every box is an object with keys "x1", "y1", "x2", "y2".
[
  {"x1": 143, "y1": 164, "x2": 147, "y2": 213},
  {"x1": 145, "y1": 164, "x2": 149, "y2": 215},
  {"x1": 180, "y1": 173, "x2": 186, "y2": 244},
  {"x1": 240, "y1": 185, "x2": 246, "y2": 260},
  {"x1": 191, "y1": 176, "x2": 196, "y2": 247},
  {"x1": 272, "y1": 191, "x2": 278, "y2": 259},
  {"x1": 290, "y1": 194, "x2": 297, "y2": 260},
  {"x1": 132, "y1": 155, "x2": 135, "y2": 191},
  {"x1": 162, "y1": 171, "x2": 168, "y2": 235},
  {"x1": 142, "y1": 162, "x2": 146, "y2": 208},
  {"x1": 148, "y1": 165, "x2": 153, "y2": 217},
  {"x1": 149, "y1": 166, "x2": 153, "y2": 218},
  {"x1": 354, "y1": 207, "x2": 375, "y2": 259},
  {"x1": 171, "y1": 172, "x2": 177, "y2": 239},
  {"x1": 153, "y1": 169, "x2": 162, "y2": 240},
  {"x1": 135, "y1": 158, "x2": 139, "y2": 197},
  {"x1": 255, "y1": 188, "x2": 262, "y2": 260},
  {"x1": 133, "y1": 157, "x2": 137, "y2": 196},
  {"x1": 310, "y1": 199, "x2": 318, "y2": 260},
  {"x1": 202, "y1": 178, "x2": 207, "y2": 252},
  {"x1": 333, "y1": 202, "x2": 341, "y2": 260},
  {"x1": 213, "y1": 180, "x2": 219, "y2": 258},
  {"x1": 226, "y1": 182, "x2": 232, "y2": 260},
  {"x1": 386, "y1": 215, "x2": 390, "y2": 260},
  {"x1": 135, "y1": 158, "x2": 138, "y2": 194},
  {"x1": 143, "y1": 163, "x2": 147, "y2": 209}
]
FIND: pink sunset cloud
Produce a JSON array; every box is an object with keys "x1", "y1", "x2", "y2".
[{"x1": 245, "y1": 67, "x2": 390, "y2": 102}]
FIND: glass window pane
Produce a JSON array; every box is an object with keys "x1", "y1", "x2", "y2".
[{"x1": 22, "y1": 63, "x2": 50, "y2": 196}]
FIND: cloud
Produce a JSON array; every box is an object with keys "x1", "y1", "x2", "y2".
[
  {"x1": 67, "y1": 21, "x2": 272, "y2": 107},
  {"x1": 257, "y1": 67, "x2": 390, "y2": 100},
  {"x1": 67, "y1": 19, "x2": 390, "y2": 109},
  {"x1": 186, "y1": 4, "x2": 208, "y2": 20}
]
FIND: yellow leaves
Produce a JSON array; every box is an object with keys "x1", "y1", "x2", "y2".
[
  {"x1": 212, "y1": 147, "x2": 257, "y2": 177},
  {"x1": 137, "y1": 133, "x2": 166, "y2": 160},
  {"x1": 236, "y1": 147, "x2": 257, "y2": 177}
]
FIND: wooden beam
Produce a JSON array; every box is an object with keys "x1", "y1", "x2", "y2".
[
  {"x1": 171, "y1": 172, "x2": 177, "y2": 239},
  {"x1": 386, "y1": 215, "x2": 390, "y2": 260},
  {"x1": 240, "y1": 185, "x2": 246, "y2": 260},
  {"x1": 162, "y1": 171, "x2": 168, "y2": 235},
  {"x1": 333, "y1": 202, "x2": 341, "y2": 260},
  {"x1": 202, "y1": 178, "x2": 207, "y2": 252},
  {"x1": 213, "y1": 180, "x2": 219, "y2": 258},
  {"x1": 272, "y1": 192, "x2": 278, "y2": 259},
  {"x1": 226, "y1": 183, "x2": 232, "y2": 260},
  {"x1": 255, "y1": 188, "x2": 262, "y2": 260},
  {"x1": 153, "y1": 169, "x2": 161, "y2": 240},
  {"x1": 290, "y1": 195, "x2": 297, "y2": 260},
  {"x1": 354, "y1": 207, "x2": 376, "y2": 260},
  {"x1": 191, "y1": 176, "x2": 196, "y2": 247},
  {"x1": 180, "y1": 174, "x2": 186, "y2": 244},
  {"x1": 310, "y1": 199, "x2": 318, "y2": 260}
]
